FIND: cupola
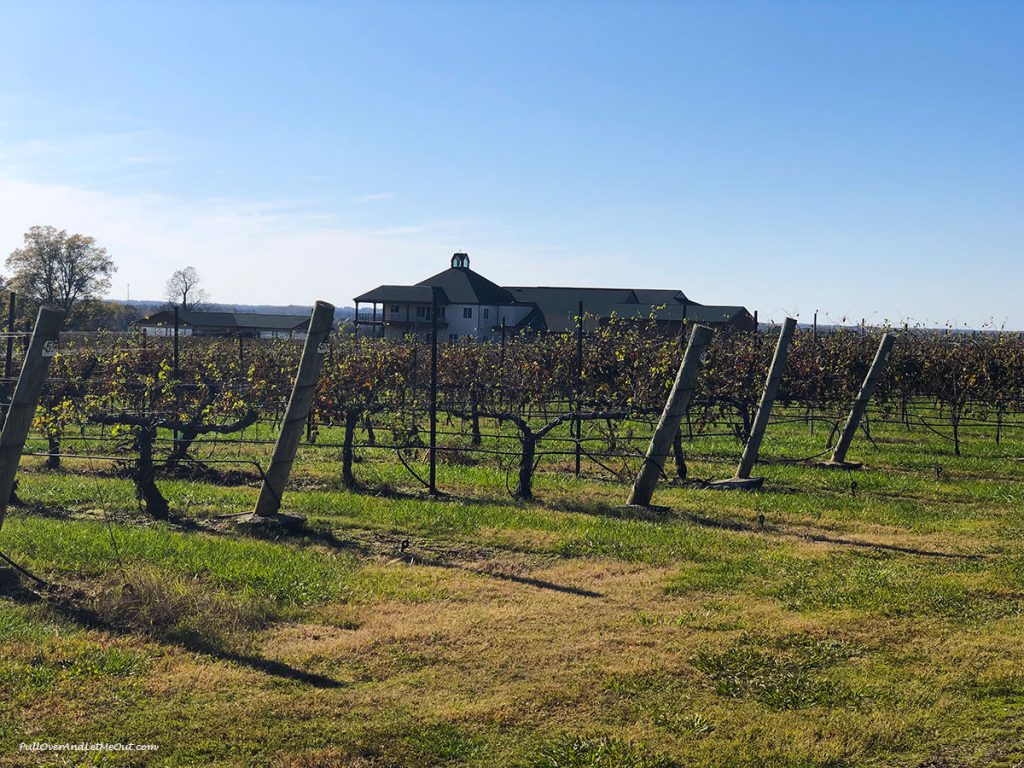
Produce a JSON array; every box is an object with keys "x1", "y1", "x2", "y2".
[{"x1": 451, "y1": 252, "x2": 470, "y2": 269}]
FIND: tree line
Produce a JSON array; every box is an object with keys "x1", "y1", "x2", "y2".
[{"x1": 3, "y1": 225, "x2": 211, "y2": 331}]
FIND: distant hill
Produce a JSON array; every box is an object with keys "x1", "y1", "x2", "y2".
[{"x1": 119, "y1": 300, "x2": 355, "y2": 323}]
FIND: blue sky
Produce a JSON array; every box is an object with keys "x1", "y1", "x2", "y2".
[{"x1": 1, "y1": 1, "x2": 1021, "y2": 326}]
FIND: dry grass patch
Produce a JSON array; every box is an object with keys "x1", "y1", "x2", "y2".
[{"x1": 89, "y1": 565, "x2": 274, "y2": 653}]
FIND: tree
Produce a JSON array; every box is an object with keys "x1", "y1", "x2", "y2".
[
  {"x1": 74, "y1": 300, "x2": 140, "y2": 331},
  {"x1": 165, "y1": 266, "x2": 209, "y2": 310},
  {"x1": 6, "y1": 226, "x2": 116, "y2": 322}
]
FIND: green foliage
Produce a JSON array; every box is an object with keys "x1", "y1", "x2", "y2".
[
  {"x1": 6, "y1": 225, "x2": 116, "y2": 323},
  {"x1": 0, "y1": 637, "x2": 147, "y2": 700},
  {"x1": 691, "y1": 633, "x2": 856, "y2": 710},
  {"x1": 532, "y1": 735, "x2": 679, "y2": 768},
  {"x1": 1, "y1": 515, "x2": 358, "y2": 605}
]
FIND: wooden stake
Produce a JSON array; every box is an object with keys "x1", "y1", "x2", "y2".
[
  {"x1": 712, "y1": 317, "x2": 796, "y2": 490},
  {"x1": 251, "y1": 301, "x2": 335, "y2": 521},
  {"x1": 824, "y1": 332, "x2": 896, "y2": 468},
  {"x1": 737, "y1": 317, "x2": 796, "y2": 479},
  {"x1": 627, "y1": 324, "x2": 713, "y2": 506},
  {"x1": 0, "y1": 307, "x2": 63, "y2": 533}
]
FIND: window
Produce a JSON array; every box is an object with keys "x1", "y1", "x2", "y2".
[
  {"x1": 449, "y1": 334, "x2": 458, "y2": 342},
  {"x1": 390, "y1": 305, "x2": 400, "y2": 313},
  {"x1": 438, "y1": 307, "x2": 446, "y2": 318},
  {"x1": 482, "y1": 308, "x2": 490, "y2": 319},
  {"x1": 416, "y1": 306, "x2": 425, "y2": 318},
  {"x1": 463, "y1": 307, "x2": 473, "y2": 319}
]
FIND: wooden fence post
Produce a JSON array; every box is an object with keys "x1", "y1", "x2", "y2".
[
  {"x1": 821, "y1": 332, "x2": 896, "y2": 469},
  {"x1": 0, "y1": 306, "x2": 63, "y2": 533},
  {"x1": 627, "y1": 324, "x2": 714, "y2": 506},
  {"x1": 250, "y1": 301, "x2": 335, "y2": 522},
  {"x1": 712, "y1": 317, "x2": 797, "y2": 490}
]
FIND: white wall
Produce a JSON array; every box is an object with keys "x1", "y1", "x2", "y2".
[{"x1": 373, "y1": 301, "x2": 533, "y2": 341}]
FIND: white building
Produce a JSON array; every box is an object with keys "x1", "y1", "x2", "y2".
[
  {"x1": 136, "y1": 309, "x2": 310, "y2": 339},
  {"x1": 353, "y1": 253, "x2": 534, "y2": 342},
  {"x1": 353, "y1": 253, "x2": 755, "y2": 341}
]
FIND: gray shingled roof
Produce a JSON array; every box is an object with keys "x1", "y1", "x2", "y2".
[
  {"x1": 631, "y1": 289, "x2": 690, "y2": 305},
  {"x1": 137, "y1": 310, "x2": 309, "y2": 332},
  {"x1": 353, "y1": 285, "x2": 449, "y2": 305},
  {"x1": 504, "y1": 287, "x2": 634, "y2": 332},
  {"x1": 353, "y1": 259, "x2": 753, "y2": 333},
  {"x1": 687, "y1": 305, "x2": 754, "y2": 325},
  {"x1": 415, "y1": 267, "x2": 514, "y2": 305}
]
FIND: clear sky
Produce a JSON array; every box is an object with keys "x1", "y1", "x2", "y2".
[{"x1": 1, "y1": 1, "x2": 1021, "y2": 326}]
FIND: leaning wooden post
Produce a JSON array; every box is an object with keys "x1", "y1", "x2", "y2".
[
  {"x1": 821, "y1": 332, "x2": 896, "y2": 469},
  {"x1": 251, "y1": 300, "x2": 335, "y2": 521},
  {"x1": 712, "y1": 317, "x2": 797, "y2": 490},
  {"x1": 627, "y1": 324, "x2": 714, "y2": 506},
  {"x1": 0, "y1": 307, "x2": 63, "y2": 533}
]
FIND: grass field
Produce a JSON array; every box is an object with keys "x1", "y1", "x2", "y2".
[{"x1": 2, "y1": 410, "x2": 1024, "y2": 767}]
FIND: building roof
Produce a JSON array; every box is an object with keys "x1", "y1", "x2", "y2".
[
  {"x1": 352, "y1": 285, "x2": 449, "y2": 305},
  {"x1": 137, "y1": 309, "x2": 309, "y2": 332},
  {"x1": 503, "y1": 287, "x2": 628, "y2": 332},
  {"x1": 505, "y1": 304, "x2": 547, "y2": 333},
  {"x1": 686, "y1": 305, "x2": 754, "y2": 325},
  {"x1": 504, "y1": 287, "x2": 752, "y2": 332},
  {"x1": 353, "y1": 253, "x2": 754, "y2": 333},
  {"x1": 415, "y1": 266, "x2": 514, "y2": 306},
  {"x1": 632, "y1": 289, "x2": 691, "y2": 305},
  {"x1": 504, "y1": 286, "x2": 694, "y2": 332}
]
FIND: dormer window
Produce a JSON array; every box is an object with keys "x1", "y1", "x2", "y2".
[{"x1": 451, "y1": 252, "x2": 470, "y2": 269}]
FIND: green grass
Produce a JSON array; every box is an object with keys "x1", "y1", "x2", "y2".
[
  {"x1": 2, "y1": 408, "x2": 1024, "y2": 766},
  {"x1": 1, "y1": 514, "x2": 358, "y2": 604},
  {"x1": 691, "y1": 632, "x2": 856, "y2": 710}
]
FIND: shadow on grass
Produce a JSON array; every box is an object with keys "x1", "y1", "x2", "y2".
[
  {"x1": 171, "y1": 637, "x2": 345, "y2": 688},
  {"x1": 9, "y1": 503, "x2": 75, "y2": 521},
  {"x1": 549, "y1": 495, "x2": 984, "y2": 562},
  {"x1": 349, "y1": 482, "x2": 523, "y2": 510},
  {"x1": 675, "y1": 510, "x2": 985, "y2": 561},
  {"x1": 0, "y1": 571, "x2": 344, "y2": 690},
  {"x1": 403, "y1": 552, "x2": 604, "y2": 598},
  {"x1": 230, "y1": 516, "x2": 368, "y2": 555},
  {"x1": 787, "y1": 529, "x2": 985, "y2": 561}
]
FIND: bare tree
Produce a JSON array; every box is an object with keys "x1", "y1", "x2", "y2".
[
  {"x1": 165, "y1": 266, "x2": 210, "y2": 310},
  {"x1": 6, "y1": 226, "x2": 116, "y2": 321}
]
